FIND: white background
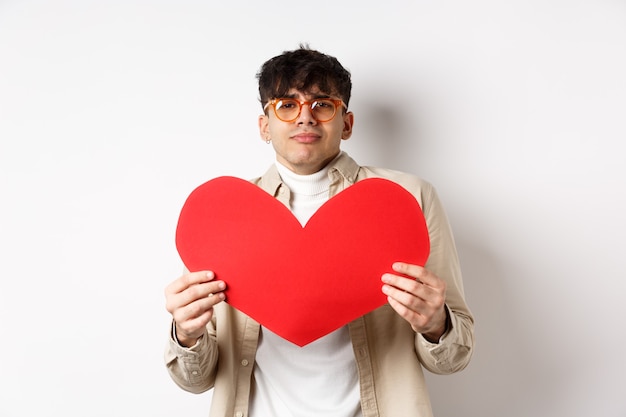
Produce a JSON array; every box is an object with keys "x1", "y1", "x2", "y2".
[{"x1": 1, "y1": 1, "x2": 625, "y2": 416}]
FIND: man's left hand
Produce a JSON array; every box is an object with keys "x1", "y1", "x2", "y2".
[{"x1": 381, "y1": 262, "x2": 448, "y2": 343}]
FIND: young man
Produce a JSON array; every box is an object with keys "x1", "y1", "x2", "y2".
[{"x1": 164, "y1": 46, "x2": 474, "y2": 417}]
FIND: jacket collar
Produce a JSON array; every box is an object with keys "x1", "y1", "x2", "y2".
[{"x1": 258, "y1": 152, "x2": 360, "y2": 196}]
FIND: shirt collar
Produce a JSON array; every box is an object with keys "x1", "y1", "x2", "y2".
[{"x1": 258, "y1": 151, "x2": 361, "y2": 196}]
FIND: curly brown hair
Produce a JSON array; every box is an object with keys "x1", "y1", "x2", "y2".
[{"x1": 256, "y1": 44, "x2": 352, "y2": 110}]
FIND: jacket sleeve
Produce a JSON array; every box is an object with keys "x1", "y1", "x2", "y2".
[
  {"x1": 164, "y1": 319, "x2": 219, "y2": 394},
  {"x1": 413, "y1": 182, "x2": 475, "y2": 374}
]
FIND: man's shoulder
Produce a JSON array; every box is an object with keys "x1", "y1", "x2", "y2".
[
  {"x1": 358, "y1": 165, "x2": 434, "y2": 192},
  {"x1": 249, "y1": 164, "x2": 281, "y2": 194}
]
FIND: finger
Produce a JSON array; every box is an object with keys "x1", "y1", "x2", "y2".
[
  {"x1": 167, "y1": 279, "x2": 226, "y2": 313},
  {"x1": 392, "y1": 262, "x2": 426, "y2": 281},
  {"x1": 382, "y1": 275, "x2": 443, "y2": 313},
  {"x1": 165, "y1": 277, "x2": 226, "y2": 316},
  {"x1": 182, "y1": 280, "x2": 226, "y2": 304},
  {"x1": 173, "y1": 292, "x2": 225, "y2": 324},
  {"x1": 165, "y1": 271, "x2": 216, "y2": 296},
  {"x1": 392, "y1": 263, "x2": 443, "y2": 290},
  {"x1": 386, "y1": 295, "x2": 422, "y2": 323},
  {"x1": 382, "y1": 281, "x2": 424, "y2": 311},
  {"x1": 383, "y1": 284, "x2": 442, "y2": 333},
  {"x1": 381, "y1": 272, "x2": 421, "y2": 294}
]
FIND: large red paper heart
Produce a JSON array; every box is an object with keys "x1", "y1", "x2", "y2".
[{"x1": 176, "y1": 176, "x2": 429, "y2": 346}]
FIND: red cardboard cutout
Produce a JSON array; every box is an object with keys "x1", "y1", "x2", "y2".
[{"x1": 175, "y1": 176, "x2": 430, "y2": 346}]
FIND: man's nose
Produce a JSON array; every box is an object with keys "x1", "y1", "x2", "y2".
[{"x1": 296, "y1": 103, "x2": 318, "y2": 125}]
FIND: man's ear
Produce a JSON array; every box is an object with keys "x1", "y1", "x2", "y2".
[
  {"x1": 258, "y1": 114, "x2": 270, "y2": 142},
  {"x1": 341, "y1": 111, "x2": 354, "y2": 140}
]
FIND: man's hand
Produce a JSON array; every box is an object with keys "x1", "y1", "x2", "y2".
[
  {"x1": 164, "y1": 271, "x2": 226, "y2": 347},
  {"x1": 381, "y1": 262, "x2": 448, "y2": 343}
]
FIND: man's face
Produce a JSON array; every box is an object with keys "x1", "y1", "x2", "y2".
[{"x1": 258, "y1": 87, "x2": 354, "y2": 175}]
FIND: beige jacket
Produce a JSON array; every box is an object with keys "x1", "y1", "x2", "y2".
[{"x1": 165, "y1": 152, "x2": 475, "y2": 417}]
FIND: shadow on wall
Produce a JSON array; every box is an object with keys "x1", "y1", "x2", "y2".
[
  {"x1": 346, "y1": 80, "x2": 570, "y2": 414},
  {"x1": 424, "y1": 239, "x2": 564, "y2": 417},
  {"x1": 343, "y1": 90, "x2": 429, "y2": 175},
  {"x1": 346, "y1": 69, "x2": 595, "y2": 417}
]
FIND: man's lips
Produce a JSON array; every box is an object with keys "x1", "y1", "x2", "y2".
[{"x1": 291, "y1": 133, "x2": 320, "y2": 144}]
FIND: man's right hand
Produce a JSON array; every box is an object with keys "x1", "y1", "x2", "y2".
[{"x1": 164, "y1": 270, "x2": 226, "y2": 347}]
